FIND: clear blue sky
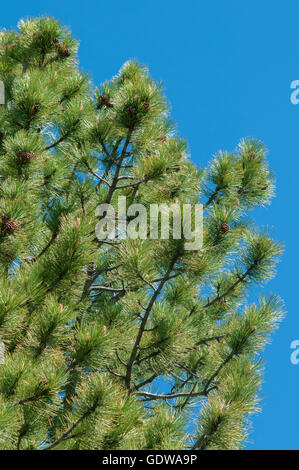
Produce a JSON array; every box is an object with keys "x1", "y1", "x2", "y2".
[{"x1": 1, "y1": 0, "x2": 298, "y2": 450}]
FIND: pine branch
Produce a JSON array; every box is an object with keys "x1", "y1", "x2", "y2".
[
  {"x1": 134, "y1": 373, "x2": 158, "y2": 391},
  {"x1": 203, "y1": 265, "x2": 255, "y2": 309},
  {"x1": 43, "y1": 402, "x2": 98, "y2": 450},
  {"x1": 203, "y1": 186, "x2": 220, "y2": 209},
  {"x1": 203, "y1": 350, "x2": 235, "y2": 394},
  {"x1": 32, "y1": 231, "x2": 58, "y2": 262},
  {"x1": 91, "y1": 285, "x2": 127, "y2": 293},
  {"x1": 99, "y1": 136, "x2": 116, "y2": 164},
  {"x1": 44, "y1": 118, "x2": 81, "y2": 151},
  {"x1": 203, "y1": 185, "x2": 227, "y2": 209},
  {"x1": 136, "y1": 390, "x2": 206, "y2": 401},
  {"x1": 18, "y1": 389, "x2": 49, "y2": 405},
  {"x1": 82, "y1": 160, "x2": 111, "y2": 186},
  {"x1": 16, "y1": 425, "x2": 28, "y2": 451},
  {"x1": 105, "y1": 129, "x2": 133, "y2": 205},
  {"x1": 191, "y1": 416, "x2": 223, "y2": 450},
  {"x1": 125, "y1": 253, "x2": 179, "y2": 392},
  {"x1": 195, "y1": 335, "x2": 226, "y2": 346},
  {"x1": 115, "y1": 178, "x2": 147, "y2": 190}
]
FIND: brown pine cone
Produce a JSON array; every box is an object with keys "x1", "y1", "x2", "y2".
[
  {"x1": 248, "y1": 151, "x2": 256, "y2": 159},
  {"x1": 17, "y1": 151, "x2": 36, "y2": 164},
  {"x1": 38, "y1": 379, "x2": 49, "y2": 387},
  {"x1": 33, "y1": 103, "x2": 40, "y2": 114},
  {"x1": 126, "y1": 106, "x2": 136, "y2": 115},
  {"x1": 166, "y1": 164, "x2": 182, "y2": 172},
  {"x1": 142, "y1": 100, "x2": 150, "y2": 110},
  {"x1": 0, "y1": 215, "x2": 21, "y2": 234},
  {"x1": 57, "y1": 44, "x2": 71, "y2": 58},
  {"x1": 220, "y1": 222, "x2": 230, "y2": 234},
  {"x1": 98, "y1": 94, "x2": 114, "y2": 109}
]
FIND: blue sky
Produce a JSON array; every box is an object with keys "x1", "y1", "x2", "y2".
[{"x1": 1, "y1": 0, "x2": 298, "y2": 450}]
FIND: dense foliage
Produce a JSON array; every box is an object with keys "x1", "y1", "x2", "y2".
[{"x1": 0, "y1": 17, "x2": 283, "y2": 450}]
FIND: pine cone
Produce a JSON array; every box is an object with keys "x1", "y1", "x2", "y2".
[
  {"x1": 220, "y1": 222, "x2": 230, "y2": 234},
  {"x1": 166, "y1": 164, "x2": 182, "y2": 172},
  {"x1": 160, "y1": 188, "x2": 172, "y2": 196},
  {"x1": 98, "y1": 94, "x2": 114, "y2": 109},
  {"x1": 52, "y1": 37, "x2": 60, "y2": 45},
  {"x1": 38, "y1": 379, "x2": 49, "y2": 387},
  {"x1": 142, "y1": 100, "x2": 150, "y2": 110},
  {"x1": 17, "y1": 151, "x2": 36, "y2": 164},
  {"x1": 0, "y1": 215, "x2": 21, "y2": 234},
  {"x1": 126, "y1": 106, "x2": 136, "y2": 115},
  {"x1": 33, "y1": 103, "x2": 40, "y2": 114},
  {"x1": 248, "y1": 151, "x2": 256, "y2": 159},
  {"x1": 57, "y1": 44, "x2": 71, "y2": 58}
]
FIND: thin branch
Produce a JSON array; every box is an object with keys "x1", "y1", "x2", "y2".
[
  {"x1": 18, "y1": 390, "x2": 48, "y2": 405},
  {"x1": 17, "y1": 426, "x2": 28, "y2": 450},
  {"x1": 138, "y1": 273, "x2": 157, "y2": 291},
  {"x1": 99, "y1": 136, "x2": 117, "y2": 163},
  {"x1": 115, "y1": 179, "x2": 146, "y2": 190},
  {"x1": 91, "y1": 285, "x2": 127, "y2": 293},
  {"x1": 32, "y1": 231, "x2": 58, "y2": 262},
  {"x1": 137, "y1": 337, "x2": 168, "y2": 352},
  {"x1": 106, "y1": 367, "x2": 126, "y2": 379},
  {"x1": 43, "y1": 118, "x2": 81, "y2": 151},
  {"x1": 204, "y1": 184, "x2": 228, "y2": 210},
  {"x1": 136, "y1": 390, "x2": 206, "y2": 401},
  {"x1": 191, "y1": 434, "x2": 207, "y2": 451},
  {"x1": 117, "y1": 175, "x2": 134, "y2": 181},
  {"x1": 125, "y1": 254, "x2": 179, "y2": 392},
  {"x1": 43, "y1": 403, "x2": 97, "y2": 450},
  {"x1": 104, "y1": 129, "x2": 133, "y2": 205},
  {"x1": 177, "y1": 381, "x2": 198, "y2": 409},
  {"x1": 135, "y1": 350, "x2": 160, "y2": 365},
  {"x1": 203, "y1": 186, "x2": 221, "y2": 209},
  {"x1": 203, "y1": 265, "x2": 254, "y2": 309},
  {"x1": 82, "y1": 160, "x2": 111, "y2": 186},
  {"x1": 115, "y1": 350, "x2": 128, "y2": 367},
  {"x1": 191, "y1": 416, "x2": 223, "y2": 450},
  {"x1": 81, "y1": 263, "x2": 122, "y2": 300},
  {"x1": 203, "y1": 351, "x2": 235, "y2": 394},
  {"x1": 195, "y1": 335, "x2": 226, "y2": 346},
  {"x1": 151, "y1": 273, "x2": 181, "y2": 283},
  {"x1": 134, "y1": 373, "x2": 158, "y2": 391}
]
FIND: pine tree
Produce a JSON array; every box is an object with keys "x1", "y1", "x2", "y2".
[{"x1": 0, "y1": 17, "x2": 283, "y2": 450}]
